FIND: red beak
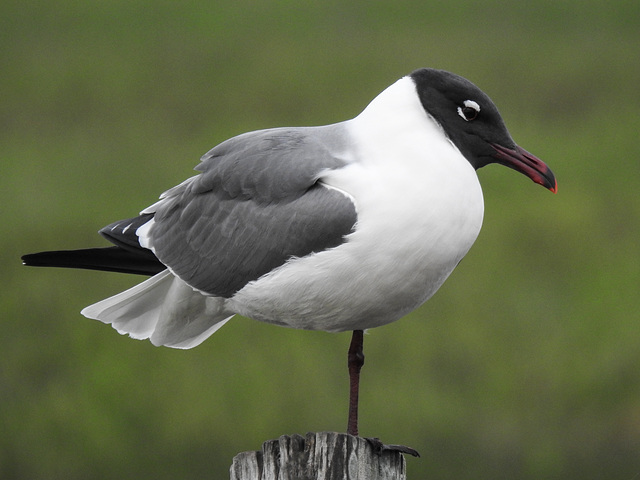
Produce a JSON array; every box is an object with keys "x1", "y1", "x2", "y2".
[{"x1": 491, "y1": 144, "x2": 557, "y2": 193}]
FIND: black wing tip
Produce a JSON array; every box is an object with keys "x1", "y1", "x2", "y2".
[
  {"x1": 99, "y1": 213, "x2": 154, "y2": 252},
  {"x1": 22, "y1": 213, "x2": 162, "y2": 276},
  {"x1": 22, "y1": 252, "x2": 52, "y2": 267},
  {"x1": 21, "y1": 247, "x2": 165, "y2": 276}
]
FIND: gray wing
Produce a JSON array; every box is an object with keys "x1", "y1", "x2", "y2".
[{"x1": 146, "y1": 125, "x2": 357, "y2": 298}]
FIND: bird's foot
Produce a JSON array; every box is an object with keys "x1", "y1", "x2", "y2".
[{"x1": 365, "y1": 437, "x2": 420, "y2": 457}]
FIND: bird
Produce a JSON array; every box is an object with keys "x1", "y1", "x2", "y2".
[{"x1": 22, "y1": 68, "x2": 557, "y2": 437}]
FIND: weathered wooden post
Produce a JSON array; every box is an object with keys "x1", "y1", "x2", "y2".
[{"x1": 230, "y1": 431, "x2": 416, "y2": 479}]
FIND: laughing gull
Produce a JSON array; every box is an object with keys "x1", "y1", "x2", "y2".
[{"x1": 23, "y1": 68, "x2": 557, "y2": 436}]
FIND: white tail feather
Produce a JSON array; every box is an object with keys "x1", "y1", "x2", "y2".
[{"x1": 81, "y1": 270, "x2": 234, "y2": 349}]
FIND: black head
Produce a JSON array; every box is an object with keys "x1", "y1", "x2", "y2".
[{"x1": 410, "y1": 68, "x2": 556, "y2": 192}]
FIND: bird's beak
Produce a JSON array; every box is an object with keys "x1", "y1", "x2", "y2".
[{"x1": 491, "y1": 144, "x2": 557, "y2": 193}]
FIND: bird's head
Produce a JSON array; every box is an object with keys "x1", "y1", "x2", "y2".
[{"x1": 410, "y1": 68, "x2": 557, "y2": 193}]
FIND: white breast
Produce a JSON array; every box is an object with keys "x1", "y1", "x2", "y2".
[{"x1": 228, "y1": 77, "x2": 484, "y2": 332}]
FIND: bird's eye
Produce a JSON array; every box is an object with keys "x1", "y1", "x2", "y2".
[{"x1": 457, "y1": 100, "x2": 480, "y2": 121}]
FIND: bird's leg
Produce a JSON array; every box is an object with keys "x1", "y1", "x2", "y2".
[{"x1": 347, "y1": 329, "x2": 365, "y2": 436}]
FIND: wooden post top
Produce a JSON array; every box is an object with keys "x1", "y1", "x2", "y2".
[{"x1": 230, "y1": 431, "x2": 413, "y2": 480}]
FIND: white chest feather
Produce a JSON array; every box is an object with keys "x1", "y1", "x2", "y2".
[{"x1": 229, "y1": 77, "x2": 484, "y2": 331}]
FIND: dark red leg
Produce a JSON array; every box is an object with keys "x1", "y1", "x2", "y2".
[{"x1": 347, "y1": 329, "x2": 365, "y2": 436}]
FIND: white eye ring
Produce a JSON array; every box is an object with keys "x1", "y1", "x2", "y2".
[{"x1": 457, "y1": 99, "x2": 481, "y2": 121}]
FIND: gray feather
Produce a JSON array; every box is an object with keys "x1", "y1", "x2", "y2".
[{"x1": 148, "y1": 125, "x2": 358, "y2": 297}]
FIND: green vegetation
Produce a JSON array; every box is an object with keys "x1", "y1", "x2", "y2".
[{"x1": 2, "y1": 1, "x2": 639, "y2": 478}]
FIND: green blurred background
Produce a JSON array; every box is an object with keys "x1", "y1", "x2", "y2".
[{"x1": 2, "y1": 1, "x2": 639, "y2": 478}]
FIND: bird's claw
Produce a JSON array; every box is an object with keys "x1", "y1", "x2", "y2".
[{"x1": 365, "y1": 437, "x2": 420, "y2": 457}]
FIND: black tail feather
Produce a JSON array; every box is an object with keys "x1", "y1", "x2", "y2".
[{"x1": 22, "y1": 246, "x2": 165, "y2": 276}]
